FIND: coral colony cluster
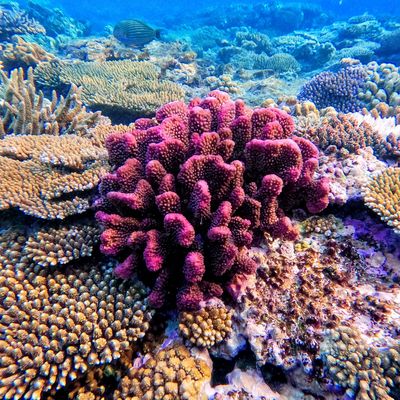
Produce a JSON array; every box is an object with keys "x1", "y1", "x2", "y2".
[{"x1": 1, "y1": 1, "x2": 400, "y2": 399}]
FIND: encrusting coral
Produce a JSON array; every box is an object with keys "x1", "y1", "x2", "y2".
[
  {"x1": 113, "y1": 342, "x2": 211, "y2": 400},
  {"x1": 34, "y1": 60, "x2": 185, "y2": 119},
  {"x1": 0, "y1": 67, "x2": 101, "y2": 137},
  {"x1": 364, "y1": 167, "x2": 400, "y2": 234},
  {"x1": 178, "y1": 302, "x2": 233, "y2": 348},
  {"x1": 0, "y1": 257, "x2": 153, "y2": 399},
  {"x1": 96, "y1": 90, "x2": 329, "y2": 311}
]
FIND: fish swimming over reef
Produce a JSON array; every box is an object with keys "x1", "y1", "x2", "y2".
[{"x1": 113, "y1": 19, "x2": 161, "y2": 47}]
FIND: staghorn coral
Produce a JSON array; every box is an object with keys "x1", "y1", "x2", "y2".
[
  {"x1": 96, "y1": 91, "x2": 329, "y2": 311},
  {"x1": 0, "y1": 3, "x2": 45, "y2": 39},
  {"x1": 364, "y1": 168, "x2": 400, "y2": 234},
  {"x1": 113, "y1": 342, "x2": 211, "y2": 400},
  {"x1": 0, "y1": 257, "x2": 153, "y2": 399},
  {"x1": 298, "y1": 113, "x2": 400, "y2": 161},
  {"x1": 0, "y1": 36, "x2": 55, "y2": 72},
  {"x1": 322, "y1": 325, "x2": 400, "y2": 400},
  {"x1": 0, "y1": 67, "x2": 101, "y2": 137},
  {"x1": 34, "y1": 60, "x2": 185, "y2": 119},
  {"x1": 178, "y1": 303, "x2": 233, "y2": 348}
]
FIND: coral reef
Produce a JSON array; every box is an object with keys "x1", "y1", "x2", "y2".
[
  {"x1": 364, "y1": 167, "x2": 400, "y2": 233},
  {"x1": 178, "y1": 302, "x2": 233, "y2": 348},
  {"x1": 0, "y1": 67, "x2": 101, "y2": 137},
  {"x1": 96, "y1": 91, "x2": 329, "y2": 311},
  {"x1": 322, "y1": 325, "x2": 400, "y2": 400},
  {"x1": 253, "y1": 53, "x2": 300, "y2": 76},
  {"x1": 298, "y1": 113, "x2": 400, "y2": 161},
  {"x1": 34, "y1": 60, "x2": 185, "y2": 120},
  {"x1": 0, "y1": 36, "x2": 55, "y2": 71},
  {"x1": 0, "y1": 3, "x2": 45, "y2": 40},
  {"x1": 0, "y1": 258, "x2": 153, "y2": 399},
  {"x1": 113, "y1": 341, "x2": 211, "y2": 400},
  {"x1": 298, "y1": 63, "x2": 368, "y2": 112}
]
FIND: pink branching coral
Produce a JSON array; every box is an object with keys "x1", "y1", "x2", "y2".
[{"x1": 96, "y1": 91, "x2": 329, "y2": 310}]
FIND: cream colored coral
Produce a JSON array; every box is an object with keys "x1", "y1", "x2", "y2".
[
  {"x1": 0, "y1": 67, "x2": 101, "y2": 137},
  {"x1": 35, "y1": 60, "x2": 185, "y2": 117},
  {"x1": 364, "y1": 167, "x2": 400, "y2": 233},
  {"x1": 178, "y1": 304, "x2": 233, "y2": 348},
  {"x1": 114, "y1": 343, "x2": 211, "y2": 400}
]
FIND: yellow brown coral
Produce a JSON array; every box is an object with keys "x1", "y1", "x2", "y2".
[
  {"x1": 34, "y1": 60, "x2": 185, "y2": 118},
  {"x1": 178, "y1": 304, "x2": 233, "y2": 348},
  {"x1": 0, "y1": 36, "x2": 54, "y2": 71},
  {"x1": 0, "y1": 67, "x2": 101, "y2": 137},
  {"x1": 364, "y1": 168, "x2": 400, "y2": 233},
  {"x1": 322, "y1": 325, "x2": 400, "y2": 400},
  {"x1": 0, "y1": 256, "x2": 154, "y2": 400},
  {"x1": 0, "y1": 154, "x2": 108, "y2": 219},
  {"x1": 114, "y1": 342, "x2": 211, "y2": 400}
]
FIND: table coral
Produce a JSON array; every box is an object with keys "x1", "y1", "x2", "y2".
[
  {"x1": 96, "y1": 91, "x2": 329, "y2": 311},
  {"x1": 0, "y1": 258, "x2": 153, "y2": 399},
  {"x1": 34, "y1": 60, "x2": 185, "y2": 119},
  {"x1": 178, "y1": 303, "x2": 233, "y2": 348},
  {"x1": 113, "y1": 342, "x2": 211, "y2": 400},
  {"x1": 364, "y1": 168, "x2": 400, "y2": 234}
]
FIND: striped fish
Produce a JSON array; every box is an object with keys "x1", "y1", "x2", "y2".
[{"x1": 113, "y1": 19, "x2": 161, "y2": 47}]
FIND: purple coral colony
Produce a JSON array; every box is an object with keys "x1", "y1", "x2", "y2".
[{"x1": 1, "y1": 1, "x2": 400, "y2": 399}]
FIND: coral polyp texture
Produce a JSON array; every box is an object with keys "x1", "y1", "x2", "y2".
[
  {"x1": 96, "y1": 91, "x2": 329, "y2": 310},
  {"x1": 113, "y1": 342, "x2": 211, "y2": 400},
  {"x1": 0, "y1": 259, "x2": 153, "y2": 399},
  {"x1": 364, "y1": 168, "x2": 400, "y2": 233},
  {"x1": 178, "y1": 303, "x2": 233, "y2": 348}
]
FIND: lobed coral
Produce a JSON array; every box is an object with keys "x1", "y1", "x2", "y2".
[
  {"x1": 322, "y1": 325, "x2": 400, "y2": 400},
  {"x1": 96, "y1": 91, "x2": 329, "y2": 311},
  {"x1": 364, "y1": 168, "x2": 400, "y2": 234},
  {"x1": 178, "y1": 303, "x2": 233, "y2": 348},
  {"x1": 0, "y1": 258, "x2": 153, "y2": 399},
  {"x1": 0, "y1": 67, "x2": 101, "y2": 137},
  {"x1": 113, "y1": 342, "x2": 211, "y2": 400},
  {"x1": 34, "y1": 60, "x2": 185, "y2": 120}
]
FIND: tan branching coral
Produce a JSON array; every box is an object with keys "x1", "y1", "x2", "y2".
[
  {"x1": 0, "y1": 67, "x2": 101, "y2": 137},
  {"x1": 364, "y1": 168, "x2": 400, "y2": 233},
  {"x1": 300, "y1": 113, "x2": 399, "y2": 160},
  {"x1": 34, "y1": 60, "x2": 185, "y2": 118},
  {"x1": 24, "y1": 222, "x2": 99, "y2": 267},
  {"x1": 0, "y1": 153, "x2": 108, "y2": 219},
  {"x1": 179, "y1": 304, "x2": 233, "y2": 348},
  {"x1": 322, "y1": 325, "x2": 400, "y2": 400},
  {"x1": 114, "y1": 342, "x2": 211, "y2": 400},
  {"x1": 0, "y1": 36, "x2": 55, "y2": 71},
  {"x1": 0, "y1": 258, "x2": 153, "y2": 399}
]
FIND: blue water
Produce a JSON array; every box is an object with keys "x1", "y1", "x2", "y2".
[{"x1": 14, "y1": 0, "x2": 400, "y2": 33}]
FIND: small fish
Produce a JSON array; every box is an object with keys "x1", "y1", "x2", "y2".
[{"x1": 113, "y1": 19, "x2": 161, "y2": 47}]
